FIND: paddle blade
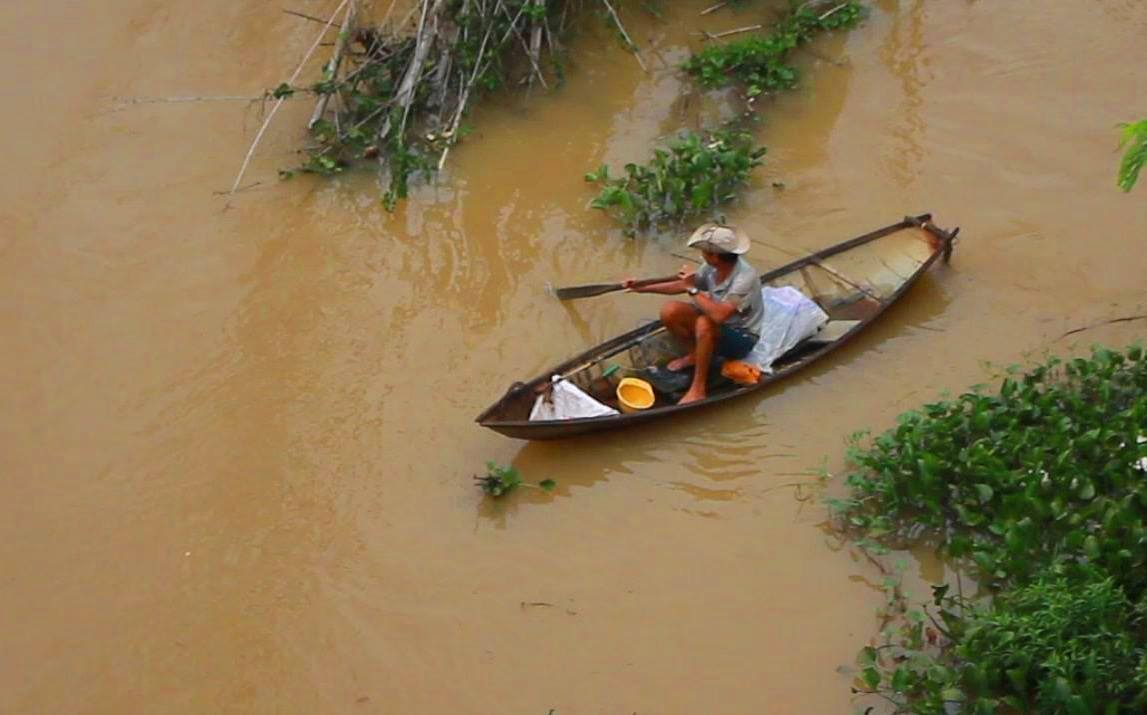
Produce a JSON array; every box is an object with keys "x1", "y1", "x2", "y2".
[{"x1": 553, "y1": 282, "x2": 624, "y2": 300}]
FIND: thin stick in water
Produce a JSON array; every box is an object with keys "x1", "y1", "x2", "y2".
[
  {"x1": 309, "y1": 0, "x2": 358, "y2": 128},
  {"x1": 228, "y1": 0, "x2": 350, "y2": 197},
  {"x1": 599, "y1": 0, "x2": 647, "y2": 72},
  {"x1": 702, "y1": 24, "x2": 762, "y2": 41}
]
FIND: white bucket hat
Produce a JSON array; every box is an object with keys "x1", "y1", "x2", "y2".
[{"x1": 686, "y1": 223, "x2": 751, "y2": 255}]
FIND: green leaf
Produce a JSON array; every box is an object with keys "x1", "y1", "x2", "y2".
[
  {"x1": 861, "y1": 666, "x2": 880, "y2": 691},
  {"x1": 539, "y1": 479, "x2": 556, "y2": 492},
  {"x1": 974, "y1": 483, "x2": 994, "y2": 503},
  {"x1": 890, "y1": 665, "x2": 911, "y2": 693},
  {"x1": 1117, "y1": 119, "x2": 1147, "y2": 192},
  {"x1": 1077, "y1": 480, "x2": 1096, "y2": 500},
  {"x1": 1084, "y1": 534, "x2": 1101, "y2": 559},
  {"x1": 940, "y1": 687, "x2": 964, "y2": 702}
]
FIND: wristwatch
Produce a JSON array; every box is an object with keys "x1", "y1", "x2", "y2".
[{"x1": 687, "y1": 287, "x2": 700, "y2": 296}]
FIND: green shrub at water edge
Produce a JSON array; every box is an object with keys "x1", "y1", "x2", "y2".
[
  {"x1": 585, "y1": 128, "x2": 765, "y2": 235},
  {"x1": 832, "y1": 346, "x2": 1147, "y2": 711},
  {"x1": 833, "y1": 346, "x2": 1147, "y2": 594},
  {"x1": 857, "y1": 568, "x2": 1147, "y2": 713}
]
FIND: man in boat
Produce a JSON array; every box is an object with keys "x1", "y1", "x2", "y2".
[{"x1": 623, "y1": 223, "x2": 766, "y2": 405}]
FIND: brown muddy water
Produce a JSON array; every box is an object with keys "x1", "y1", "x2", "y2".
[{"x1": 2, "y1": 1, "x2": 1146, "y2": 713}]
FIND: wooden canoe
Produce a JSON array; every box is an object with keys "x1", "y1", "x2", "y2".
[{"x1": 476, "y1": 213, "x2": 959, "y2": 440}]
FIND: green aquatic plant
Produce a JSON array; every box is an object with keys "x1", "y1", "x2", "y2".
[
  {"x1": 854, "y1": 569, "x2": 1147, "y2": 714},
  {"x1": 832, "y1": 345, "x2": 1147, "y2": 711},
  {"x1": 683, "y1": 1, "x2": 864, "y2": 98},
  {"x1": 1117, "y1": 119, "x2": 1147, "y2": 192},
  {"x1": 585, "y1": 128, "x2": 765, "y2": 234},
  {"x1": 475, "y1": 461, "x2": 555, "y2": 498},
  {"x1": 832, "y1": 346, "x2": 1147, "y2": 594}
]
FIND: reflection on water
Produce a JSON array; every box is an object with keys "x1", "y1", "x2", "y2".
[{"x1": 879, "y1": 0, "x2": 928, "y2": 187}]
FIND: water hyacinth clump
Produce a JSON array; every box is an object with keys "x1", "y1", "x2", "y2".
[
  {"x1": 834, "y1": 345, "x2": 1147, "y2": 712},
  {"x1": 855, "y1": 569, "x2": 1147, "y2": 714},
  {"x1": 683, "y1": 1, "x2": 864, "y2": 98},
  {"x1": 474, "y1": 461, "x2": 555, "y2": 498},
  {"x1": 585, "y1": 128, "x2": 765, "y2": 235},
  {"x1": 833, "y1": 346, "x2": 1147, "y2": 592}
]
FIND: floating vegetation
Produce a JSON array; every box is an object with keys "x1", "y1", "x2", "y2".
[
  {"x1": 475, "y1": 461, "x2": 555, "y2": 497},
  {"x1": 1117, "y1": 119, "x2": 1147, "y2": 192},
  {"x1": 269, "y1": 0, "x2": 647, "y2": 209},
  {"x1": 587, "y1": 1, "x2": 865, "y2": 234},
  {"x1": 683, "y1": 1, "x2": 864, "y2": 98},
  {"x1": 584, "y1": 128, "x2": 765, "y2": 235},
  {"x1": 831, "y1": 346, "x2": 1147, "y2": 711}
]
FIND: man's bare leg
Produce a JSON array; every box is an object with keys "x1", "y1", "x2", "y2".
[
  {"x1": 679, "y1": 316, "x2": 716, "y2": 404},
  {"x1": 659, "y1": 301, "x2": 699, "y2": 371}
]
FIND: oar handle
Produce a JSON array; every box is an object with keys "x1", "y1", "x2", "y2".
[
  {"x1": 554, "y1": 274, "x2": 680, "y2": 300},
  {"x1": 627, "y1": 275, "x2": 679, "y2": 290}
]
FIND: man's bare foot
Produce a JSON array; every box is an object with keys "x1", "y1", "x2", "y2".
[
  {"x1": 666, "y1": 354, "x2": 695, "y2": 372},
  {"x1": 677, "y1": 389, "x2": 706, "y2": 405}
]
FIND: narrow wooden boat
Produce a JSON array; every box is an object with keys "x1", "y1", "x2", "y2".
[{"x1": 476, "y1": 213, "x2": 959, "y2": 440}]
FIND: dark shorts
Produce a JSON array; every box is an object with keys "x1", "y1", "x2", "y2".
[{"x1": 716, "y1": 326, "x2": 758, "y2": 359}]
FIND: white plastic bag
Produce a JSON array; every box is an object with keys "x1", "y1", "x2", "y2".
[
  {"x1": 743, "y1": 286, "x2": 829, "y2": 372},
  {"x1": 529, "y1": 377, "x2": 619, "y2": 421}
]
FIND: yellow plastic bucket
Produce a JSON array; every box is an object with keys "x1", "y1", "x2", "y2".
[{"x1": 616, "y1": 377, "x2": 655, "y2": 413}]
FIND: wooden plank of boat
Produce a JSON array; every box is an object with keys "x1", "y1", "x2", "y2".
[{"x1": 475, "y1": 213, "x2": 959, "y2": 440}]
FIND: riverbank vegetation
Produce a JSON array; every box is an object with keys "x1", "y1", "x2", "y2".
[
  {"x1": 270, "y1": 0, "x2": 648, "y2": 208},
  {"x1": 831, "y1": 346, "x2": 1147, "y2": 712}
]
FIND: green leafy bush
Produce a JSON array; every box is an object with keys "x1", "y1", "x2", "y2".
[
  {"x1": 956, "y1": 571, "x2": 1146, "y2": 712},
  {"x1": 856, "y1": 570, "x2": 1147, "y2": 714},
  {"x1": 835, "y1": 346, "x2": 1147, "y2": 712},
  {"x1": 585, "y1": 128, "x2": 765, "y2": 234},
  {"x1": 683, "y1": 1, "x2": 863, "y2": 97},
  {"x1": 834, "y1": 346, "x2": 1147, "y2": 594}
]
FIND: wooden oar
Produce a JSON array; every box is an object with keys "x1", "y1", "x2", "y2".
[{"x1": 553, "y1": 275, "x2": 677, "y2": 300}]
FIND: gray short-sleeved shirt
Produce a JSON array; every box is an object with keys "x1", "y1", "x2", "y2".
[{"x1": 695, "y1": 259, "x2": 766, "y2": 337}]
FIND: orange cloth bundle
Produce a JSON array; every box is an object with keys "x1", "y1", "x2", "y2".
[{"x1": 721, "y1": 360, "x2": 761, "y2": 386}]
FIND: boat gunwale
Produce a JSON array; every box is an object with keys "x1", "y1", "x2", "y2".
[{"x1": 476, "y1": 213, "x2": 956, "y2": 436}]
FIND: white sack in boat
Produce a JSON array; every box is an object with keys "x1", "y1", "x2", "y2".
[
  {"x1": 743, "y1": 286, "x2": 829, "y2": 373},
  {"x1": 529, "y1": 377, "x2": 619, "y2": 421}
]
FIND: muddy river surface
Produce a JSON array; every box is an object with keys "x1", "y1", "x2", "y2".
[{"x1": 3, "y1": 0, "x2": 1146, "y2": 712}]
